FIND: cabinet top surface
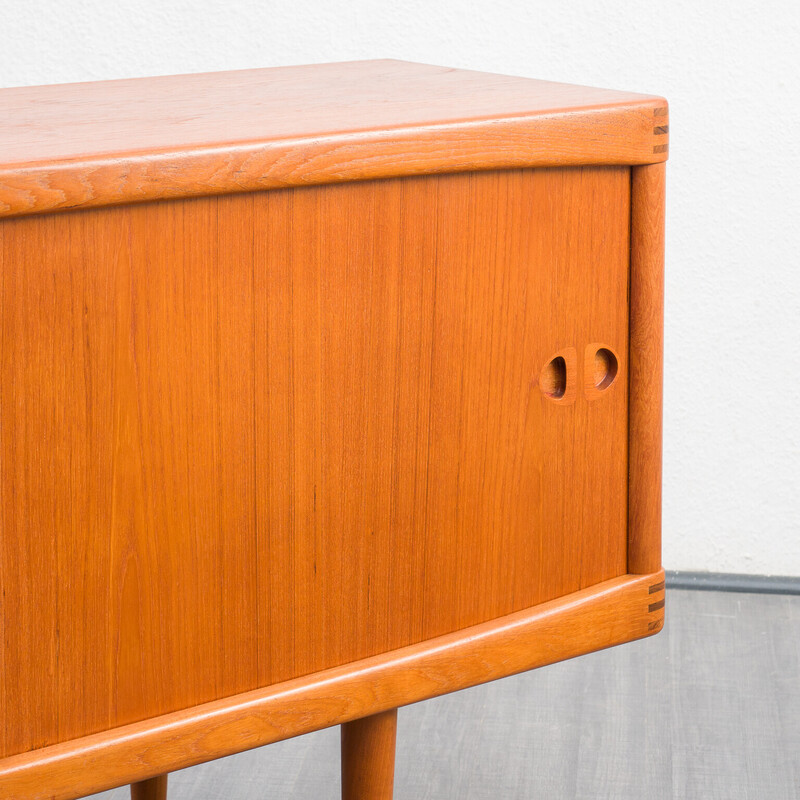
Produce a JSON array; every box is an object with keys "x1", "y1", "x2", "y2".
[{"x1": 0, "y1": 59, "x2": 668, "y2": 218}]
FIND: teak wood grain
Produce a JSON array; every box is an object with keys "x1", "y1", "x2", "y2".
[
  {"x1": 0, "y1": 571, "x2": 664, "y2": 800},
  {"x1": 130, "y1": 775, "x2": 167, "y2": 800},
  {"x1": 0, "y1": 61, "x2": 667, "y2": 799},
  {"x1": 342, "y1": 710, "x2": 398, "y2": 800},
  {"x1": 628, "y1": 163, "x2": 666, "y2": 574},
  {"x1": 0, "y1": 60, "x2": 668, "y2": 219},
  {"x1": 0, "y1": 167, "x2": 631, "y2": 760}
]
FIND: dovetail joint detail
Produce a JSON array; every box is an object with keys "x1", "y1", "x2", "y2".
[{"x1": 652, "y1": 107, "x2": 669, "y2": 154}]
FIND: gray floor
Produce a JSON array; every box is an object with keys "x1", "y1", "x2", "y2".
[{"x1": 90, "y1": 589, "x2": 800, "y2": 799}]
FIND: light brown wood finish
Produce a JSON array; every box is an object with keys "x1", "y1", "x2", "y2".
[
  {"x1": 342, "y1": 710, "x2": 398, "y2": 800},
  {"x1": 0, "y1": 167, "x2": 631, "y2": 761},
  {"x1": 0, "y1": 571, "x2": 664, "y2": 800},
  {"x1": 0, "y1": 63, "x2": 667, "y2": 799},
  {"x1": 130, "y1": 775, "x2": 168, "y2": 800},
  {"x1": 0, "y1": 60, "x2": 667, "y2": 219},
  {"x1": 628, "y1": 163, "x2": 666, "y2": 574}
]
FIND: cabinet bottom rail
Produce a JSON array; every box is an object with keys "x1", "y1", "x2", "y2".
[{"x1": 0, "y1": 570, "x2": 664, "y2": 800}]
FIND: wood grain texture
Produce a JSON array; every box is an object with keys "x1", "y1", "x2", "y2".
[
  {"x1": 0, "y1": 167, "x2": 632, "y2": 762},
  {"x1": 0, "y1": 60, "x2": 667, "y2": 219},
  {"x1": 628, "y1": 163, "x2": 666, "y2": 574},
  {"x1": 341, "y1": 710, "x2": 398, "y2": 800},
  {"x1": 129, "y1": 775, "x2": 167, "y2": 800},
  {"x1": 0, "y1": 571, "x2": 664, "y2": 800},
  {"x1": 78, "y1": 589, "x2": 800, "y2": 800}
]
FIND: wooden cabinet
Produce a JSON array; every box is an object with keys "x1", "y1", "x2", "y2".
[{"x1": 0, "y1": 60, "x2": 667, "y2": 799}]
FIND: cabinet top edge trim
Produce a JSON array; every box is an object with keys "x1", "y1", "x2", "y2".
[{"x1": 0, "y1": 60, "x2": 668, "y2": 219}]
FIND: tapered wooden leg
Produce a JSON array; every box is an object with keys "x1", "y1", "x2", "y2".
[
  {"x1": 341, "y1": 709, "x2": 397, "y2": 800},
  {"x1": 130, "y1": 774, "x2": 168, "y2": 800}
]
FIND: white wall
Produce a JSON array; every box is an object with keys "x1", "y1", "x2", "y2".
[{"x1": 3, "y1": 1, "x2": 799, "y2": 575}]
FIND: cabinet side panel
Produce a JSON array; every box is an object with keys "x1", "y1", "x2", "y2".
[
  {"x1": 0, "y1": 167, "x2": 629, "y2": 754},
  {"x1": 628, "y1": 163, "x2": 665, "y2": 574}
]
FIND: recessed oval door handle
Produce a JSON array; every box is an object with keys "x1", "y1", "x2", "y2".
[
  {"x1": 584, "y1": 343, "x2": 620, "y2": 400},
  {"x1": 539, "y1": 347, "x2": 577, "y2": 404},
  {"x1": 540, "y1": 356, "x2": 567, "y2": 399}
]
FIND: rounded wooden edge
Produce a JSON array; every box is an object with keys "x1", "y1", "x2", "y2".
[
  {"x1": 0, "y1": 570, "x2": 664, "y2": 800},
  {"x1": 628, "y1": 163, "x2": 666, "y2": 574},
  {"x1": 0, "y1": 100, "x2": 668, "y2": 220}
]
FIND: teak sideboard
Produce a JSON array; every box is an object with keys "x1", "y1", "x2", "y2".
[{"x1": 0, "y1": 60, "x2": 667, "y2": 800}]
